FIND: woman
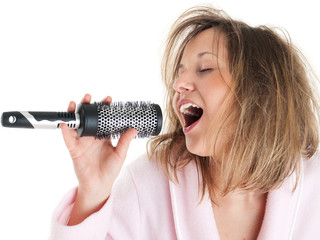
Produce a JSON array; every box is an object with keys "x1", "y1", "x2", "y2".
[{"x1": 50, "y1": 6, "x2": 320, "y2": 240}]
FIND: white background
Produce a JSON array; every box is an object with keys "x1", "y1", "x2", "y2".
[{"x1": 0, "y1": 0, "x2": 319, "y2": 239}]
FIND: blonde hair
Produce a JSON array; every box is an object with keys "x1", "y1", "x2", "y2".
[{"x1": 148, "y1": 6, "x2": 320, "y2": 201}]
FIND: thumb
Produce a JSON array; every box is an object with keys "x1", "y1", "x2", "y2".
[{"x1": 115, "y1": 129, "x2": 138, "y2": 160}]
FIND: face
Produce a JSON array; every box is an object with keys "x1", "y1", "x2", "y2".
[{"x1": 173, "y1": 28, "x2": 233, "y2": 157}]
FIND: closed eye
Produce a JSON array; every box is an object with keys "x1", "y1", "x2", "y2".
[{"x1": 199, "y1": 68, "x2": 213, "y2": 73}]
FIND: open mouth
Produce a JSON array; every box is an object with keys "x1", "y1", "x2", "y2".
[{"x1": 180, "y1": 103, "x2": 203, "y2": 128}]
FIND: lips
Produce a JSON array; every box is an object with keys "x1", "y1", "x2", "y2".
[{"x1": 178, "y1": 100, "x2": 203, "y2": 130}]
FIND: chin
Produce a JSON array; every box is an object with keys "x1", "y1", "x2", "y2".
[{"x1": 185, "y1": 137, "x2": 210, "y2": 157}]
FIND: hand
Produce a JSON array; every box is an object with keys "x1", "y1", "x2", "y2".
[{"x1": 61, "y1": 94, "x2": 138, "y2": 225}]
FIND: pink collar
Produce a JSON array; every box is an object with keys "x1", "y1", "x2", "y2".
[{"x1": 169, "y1": 160, "x2": 304, "y2": 240}]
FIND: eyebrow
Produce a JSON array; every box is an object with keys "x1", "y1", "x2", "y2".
[
  {"x1": 198, "y1": 51, "x2": 218, "y2": 58},
  {"x1": 178, "y1": 51, "x2": 218, "y2": 69}
]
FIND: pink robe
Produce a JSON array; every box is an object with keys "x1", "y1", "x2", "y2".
[{"x1": 50, "y1": 152, "x2": 320, "y2": 239}]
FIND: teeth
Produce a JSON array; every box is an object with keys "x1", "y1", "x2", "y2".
[
  {"x1": 179, "y1": 103, "x2": 201, "y2": 115},
  {"x1": 182, "y1": 110, "x2": 198, "y2": 116}
]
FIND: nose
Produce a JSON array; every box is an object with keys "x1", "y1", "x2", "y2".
[{"x1": 173, "y1": 71, "x2": 195, "y2": 93}]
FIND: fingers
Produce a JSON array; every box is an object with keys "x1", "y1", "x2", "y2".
[
  {"x1": 68, "y1": 94, "x2": 112, "y2": 112},
  {"x1": 67, "y1": 93, "x2": 91, "y2": 112},
  {"x1": 61, "y1": 123, "x2": 78, "y2": 152},
  {"x1": 67, "y1": 101, "x2": 76, "y2": 112},
  {"x1": 64, "y1": 93, "x2": 112, "y2": 145},
  {"x1": 102, "y1": 96, "x2": 112, "y2": 104},
  {"x1": 115, "y1": 128, "x2": 138, "y2": 160},
  {"x1": 81, "y1": 94, "x2": 92, "y2": 104},
  {"x1": 62, "y1": 94, "x2": 114, "y2": 156}
]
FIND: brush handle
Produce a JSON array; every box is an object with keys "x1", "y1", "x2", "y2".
[
  {"x1": 1, "y1": 111, "x2": 80, "y2": 129},
  {"x1": 1, "y1": 102, "x2": 162, "y2": 139},
  {"x1": 0, "y1": 104, "x2": 94, "y2": 134}
]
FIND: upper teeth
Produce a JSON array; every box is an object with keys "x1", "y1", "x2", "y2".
[{"x1": 180, "y1": 103, "x2": 200, "y2": 115}]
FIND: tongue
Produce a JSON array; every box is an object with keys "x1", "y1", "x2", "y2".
[{"x1": 184, "y1": 114, "x2": 201, "y2": 127}]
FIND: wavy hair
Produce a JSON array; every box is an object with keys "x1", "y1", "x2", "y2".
[{"x1": 148, "y1": 6, "x2": 320, "y2": 202}]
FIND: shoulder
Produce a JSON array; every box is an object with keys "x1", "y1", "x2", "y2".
[
  {"x1": 111, "y1": 153, "x2": 173, "y2": 229},
  {"x1": 125, "y1": 153, "x2": 170, "y2": 191},
  {"x1": 112, "y1": 152, "x2": 170, "y2": 199},
  {"x1": 126, "y1": 153, "x2": 164, "y2": 177}
]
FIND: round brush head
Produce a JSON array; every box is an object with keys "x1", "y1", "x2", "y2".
[{"x1": 95, "y1": 101, "x2": 162, "y2": 139}]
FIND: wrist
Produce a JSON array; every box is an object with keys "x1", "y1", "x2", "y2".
[
  {"x1": 77, "y1": 180, "x2": 112, "y2": 201},
  {"x1": 76, "y1": 186, "x2": 110, "y2": 212}
]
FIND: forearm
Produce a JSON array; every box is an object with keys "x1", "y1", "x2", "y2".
[{"x1": 67, "y1": 188, "x2": 110, "y2": 226}]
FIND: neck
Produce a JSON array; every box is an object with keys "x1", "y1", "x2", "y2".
[
  {"x1": 209, "y1": 163, "x2": 267, "y2": 206},
  {"x1": 214, "y1": 189, "x2": 267, "y2": 206}
]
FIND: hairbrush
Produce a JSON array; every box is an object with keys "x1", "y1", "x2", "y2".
[{"x1": 1, "y1": 101, "x2": 162, "y2": 139}]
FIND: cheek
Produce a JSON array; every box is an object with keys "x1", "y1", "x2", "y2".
[{"x1": 204, "y1": 81, "x2": 231, "y2": 116}]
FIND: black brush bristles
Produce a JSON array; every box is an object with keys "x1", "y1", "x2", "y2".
[{"x1": 95, "y1": 101, "x2": 161, "y2": 139}]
